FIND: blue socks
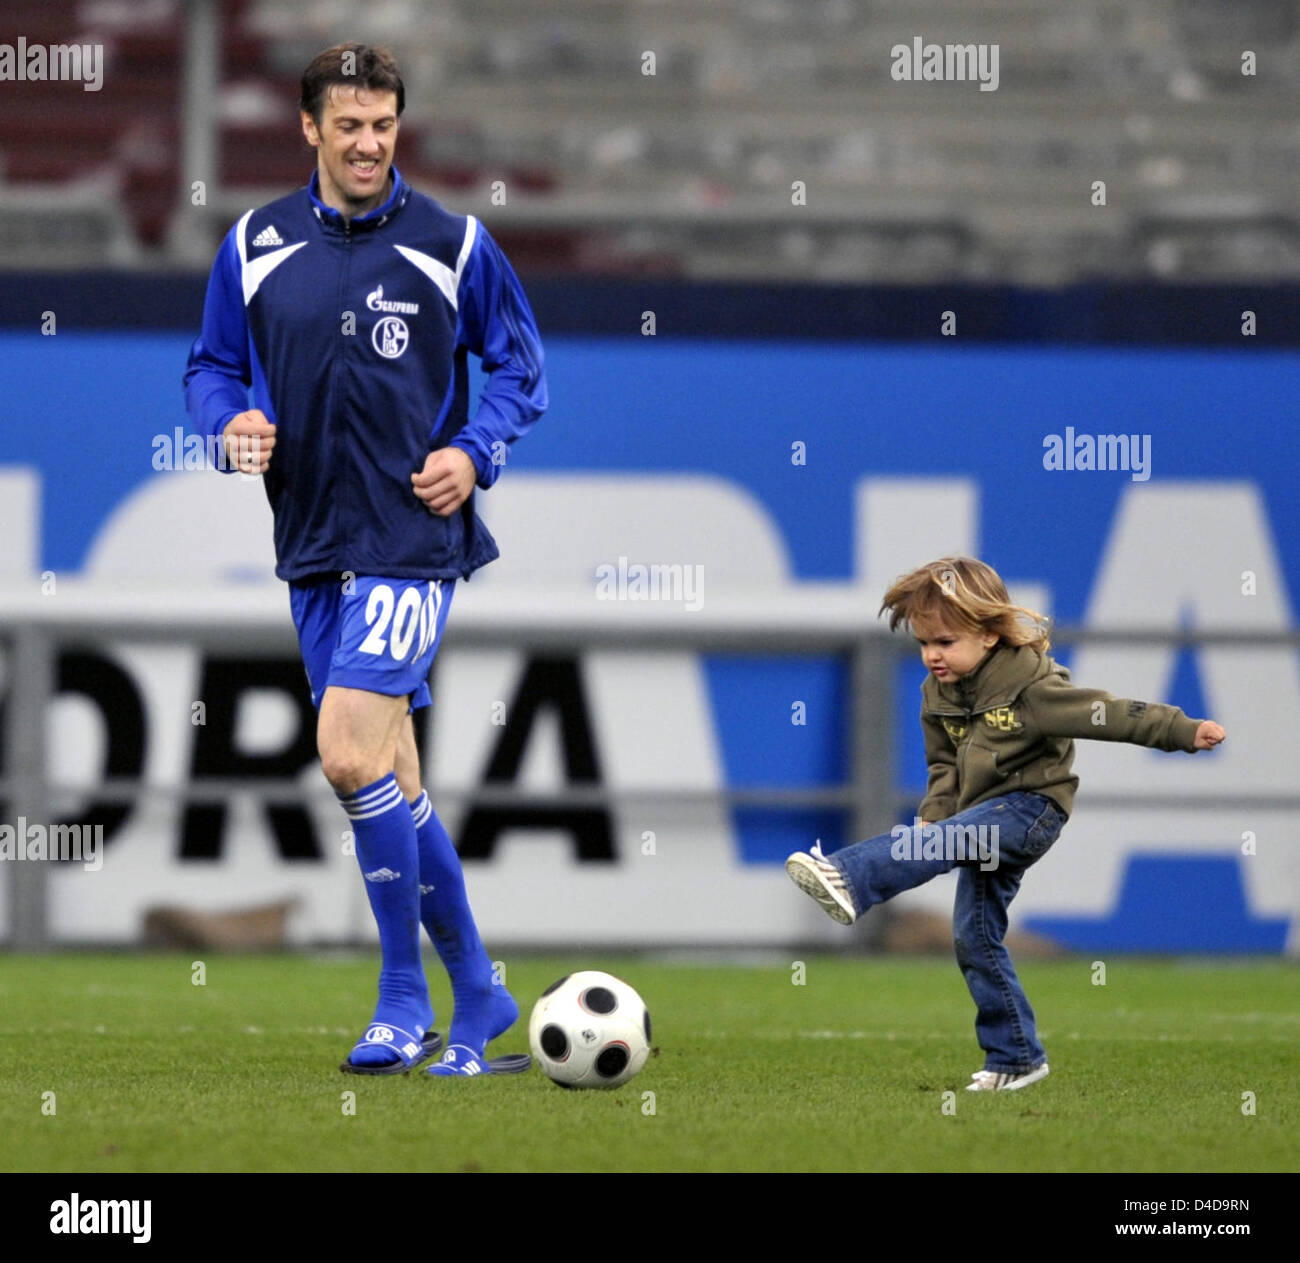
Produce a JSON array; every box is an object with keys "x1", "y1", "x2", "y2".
[
  {"x1": 339, "y1": 774, "x2": 432, "y2": 1067},
  {"x1": 410, "y1": 790, "x2": 518, "y2": 1057}
]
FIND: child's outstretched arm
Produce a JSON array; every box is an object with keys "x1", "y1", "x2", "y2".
[{"x1": 1023, "y1": 673, "x2": 1226, "y2": 753}]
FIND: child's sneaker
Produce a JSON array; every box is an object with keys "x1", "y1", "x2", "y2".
[
  {"x1": 785, "y1": 843, "x2": 856, "y2": 925},
  {"x1": 965, "y1": 1062, "x2": 1050, "y2": 1092}
]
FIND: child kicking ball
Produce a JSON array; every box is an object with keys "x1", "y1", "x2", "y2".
[{"x1": 786, "y1": 556, "x2": 1226, "y2": 1092}]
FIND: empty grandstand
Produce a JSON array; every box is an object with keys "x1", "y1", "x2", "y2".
[{"x1": 1, "y1": 0, "x2": 1297, "y2": 280}]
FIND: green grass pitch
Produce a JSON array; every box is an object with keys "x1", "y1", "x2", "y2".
[{"x1": 2, "y1": 952, "x2": 1295, "y2": 1173}]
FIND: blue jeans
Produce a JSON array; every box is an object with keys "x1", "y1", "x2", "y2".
[{"x1": 827, "y1": 792, "x2": 1068, "y2": 1074}]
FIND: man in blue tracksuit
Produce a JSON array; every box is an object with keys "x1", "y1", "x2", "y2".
[{"x1": 184, "y1": 43, "x2": 547, "y2": 1078}]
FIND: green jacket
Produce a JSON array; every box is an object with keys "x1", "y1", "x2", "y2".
[{"x1": 918, "y1": 643, "x2": 1203, "y2": 821}]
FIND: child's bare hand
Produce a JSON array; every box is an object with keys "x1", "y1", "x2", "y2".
[{"x1": 1193, "y1": 721, "x2": 1226, "y2": 750}]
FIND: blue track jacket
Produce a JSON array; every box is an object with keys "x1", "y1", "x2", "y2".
[{"x1": 184, "y1": 167, "x2": 547, "y2": 581}]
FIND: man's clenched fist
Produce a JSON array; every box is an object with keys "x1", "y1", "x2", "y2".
[
  {"x1": 222, "y1": 409, "x2": 277, "y2": 474},
  {"x1": 411, "y1": 446, "x2": 476, "y2": 516}
]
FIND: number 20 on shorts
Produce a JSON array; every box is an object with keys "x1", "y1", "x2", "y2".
[{"x1": 359, "y1": 581, "x2": 442, "y2": 662}]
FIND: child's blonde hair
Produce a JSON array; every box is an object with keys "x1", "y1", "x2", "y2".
[{"x1": 879, "y1": 556, "x2": 1051, "y2": 653}]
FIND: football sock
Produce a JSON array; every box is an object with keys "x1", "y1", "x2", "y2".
[
  {"x1": 340, "y1": 774, "x2": 432, "y2": 1066},
  {"x1": 410, "y1": 791, "x2": 518, "y2": 1056}
]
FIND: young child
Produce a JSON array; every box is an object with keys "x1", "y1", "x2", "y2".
[{"x1": 786, "y1": 556, "x2": 1226, "y2": 1091}]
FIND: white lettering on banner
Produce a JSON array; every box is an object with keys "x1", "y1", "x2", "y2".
[
  {"x1": 0, "y1": 470, "x2": 1287, "y2": 947},
  {"x1": 0, "y1": 468, "x2": 40, "y2": 578},
  {"x1": 856, "y1": 478, "x2": 977, "y2": 602},
  {"x1": 855, "y1": 476, "x2": 1055, "y2": 673},
  {"x1": 475, "y1": 475, "x2": 791, "y2": 588},
  {"x1": 1073, "y1": 484, "x2": 1294, "y2": 793}
]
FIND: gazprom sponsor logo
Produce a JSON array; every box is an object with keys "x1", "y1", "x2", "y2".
[{"x1": 366, "y1": 284, "x2": 419, "y2": 314}]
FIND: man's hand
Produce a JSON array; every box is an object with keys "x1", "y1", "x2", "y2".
[
  {"x1": 1193, "y1": 721, "x2": 1226, "y2": 750},
  {"x1": 411, "y1": 446, "x2": 476, "y2": 516},
  {"x1": 222, "y1": 409, "x2": 276, "y2": 474}
]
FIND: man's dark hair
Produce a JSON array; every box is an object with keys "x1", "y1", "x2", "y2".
[{"x1": 300, "y1": 43, "x2": 405, "y2": 123}]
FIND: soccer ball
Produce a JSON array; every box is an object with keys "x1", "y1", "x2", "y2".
[{"x1": 528, "y1": 970, "x2": 652, "y2": 1089}]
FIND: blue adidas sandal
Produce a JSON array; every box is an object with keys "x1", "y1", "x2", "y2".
[
  {"x1": 426, "y1": 1043, "x2": 532, "y2": 1077},
  {"x1": 340, "y1": 1024, "x2": 443, "y2": 1076}
]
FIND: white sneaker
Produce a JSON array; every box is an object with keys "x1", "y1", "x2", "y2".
[
  {"x1": 965, "y1": 1062, "x2": 1050, "y2": 1092},
  {"x1": 785, "y1": 843, "x2": 856, "y2": 925}
]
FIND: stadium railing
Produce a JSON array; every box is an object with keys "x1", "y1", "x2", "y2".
[{"x1": 2, "y1": 581, "x2": 1296, "y2": 948}]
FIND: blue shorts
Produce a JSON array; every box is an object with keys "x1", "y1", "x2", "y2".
[{"x1": 289, "y1": 574, "x2": 454, "y2": 712}]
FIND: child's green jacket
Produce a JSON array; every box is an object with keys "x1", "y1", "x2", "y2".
[{"x1": 918, "y1": 643, "x2": 1203, "y2": 821}]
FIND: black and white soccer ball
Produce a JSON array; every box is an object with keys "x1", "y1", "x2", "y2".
[{"x1": 528, "y1": 970, "x2": 651, "y2": 1089}]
